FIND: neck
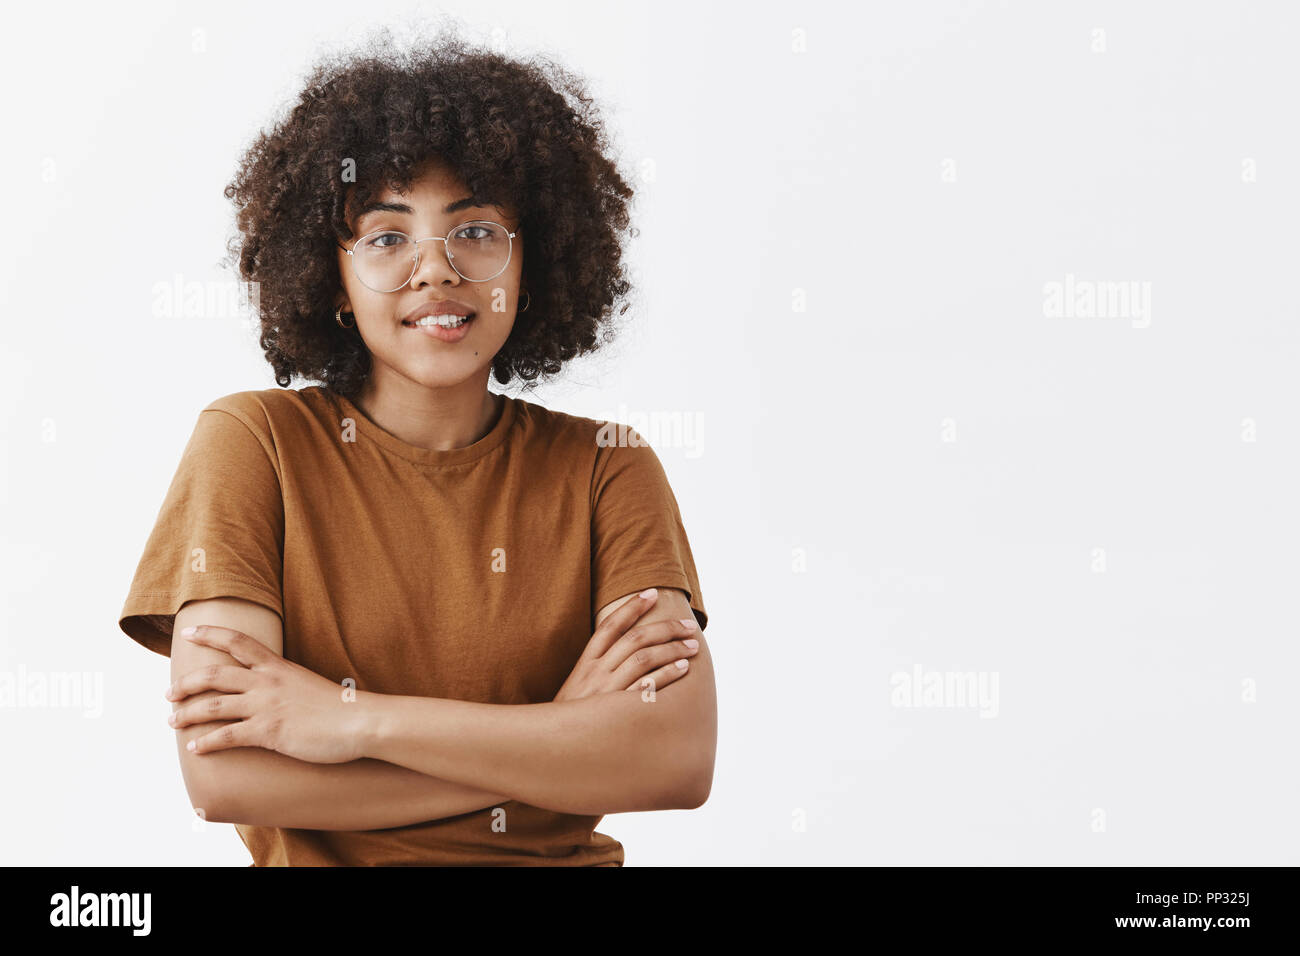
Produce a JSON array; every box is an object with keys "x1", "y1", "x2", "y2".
[{"x1": 351, "y1": 368, "x2": 502, "y2": 452}]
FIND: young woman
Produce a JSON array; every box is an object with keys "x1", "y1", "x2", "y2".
[{"x1": 117, "y1": 28, "x2": 714, "y2": 866}]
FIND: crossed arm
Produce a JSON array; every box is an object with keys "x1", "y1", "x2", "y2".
[{"x1": 169, "y1": 592, "x2": 716, "y2": 828}]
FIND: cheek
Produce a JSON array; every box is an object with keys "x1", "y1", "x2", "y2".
[
  {"x1": 337, "y1": 259, "x2": 371, "y2": 308},
  {"x1": 480, "y1": 310, "x2": 516, "y2": 343},
  {"x1": 463, "y1": 312, "x2": 516, "y2": 361}
]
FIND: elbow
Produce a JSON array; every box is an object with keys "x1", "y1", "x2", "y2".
[
  {"x1": 651, "y1": 716, "x2": 715, "y2": 810},
  {"x1": 184, "y1": 775, "x2": 235, "y2": 825},
  {"x1": 664, "y1": 756, "x2": 714, "y2": 811},
  {"x1": 177, "y1": 737, "x2": 237, "y2": 824},
  {"x1": 684, "y1": 766, "x2": 713, "y2": 810}
]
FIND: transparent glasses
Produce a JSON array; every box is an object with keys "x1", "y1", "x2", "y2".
[{"x1": 338, "y1": 220, "x2": 518, "y2": 292}]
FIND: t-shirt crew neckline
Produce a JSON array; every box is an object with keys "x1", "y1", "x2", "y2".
[{"x1": 323, "y1": 387, "x2": 518, "y2": 466}]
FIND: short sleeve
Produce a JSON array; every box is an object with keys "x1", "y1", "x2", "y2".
[
  {"x1": 590, "y1": 428, "x2": 708, "y2": 630},
  {"x1": 117, "y1": 401, "x2": 285, "y2": 657}
]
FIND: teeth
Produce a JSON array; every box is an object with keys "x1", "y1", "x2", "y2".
[{"x1": 412, "y1": 314, "x2": 469, "y2": 328}]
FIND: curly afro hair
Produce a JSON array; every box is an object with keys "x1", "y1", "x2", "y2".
[{"x1": 221, "y1": 23, "x2": 638, "y2": 399}]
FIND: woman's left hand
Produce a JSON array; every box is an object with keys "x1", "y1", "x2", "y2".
[{"x1": 167, "y1": 624, "x2": 368, "y2": 763}]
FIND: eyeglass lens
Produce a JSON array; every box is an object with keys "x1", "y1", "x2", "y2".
[{"x1": 353, "y1": 222, "x2": 511, "y2": 291}]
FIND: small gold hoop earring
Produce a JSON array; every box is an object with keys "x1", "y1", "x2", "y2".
[
  {"x1": 519, "y1": 290, "x2": 531, "y2": 313},
  {"x1": 335, "y1": 307, "x2": 355, "y2": 329}
]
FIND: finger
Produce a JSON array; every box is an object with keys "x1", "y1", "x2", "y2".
[
  {"x1": 605, "y1": 617, "x2": 699, "y2": 670},
  {"x1": 180, "y1": 624, "x2": 274, "y2": 668},
  {"x1": 171, "y1": 693, "x2": 254, "y2": 728},
  {"x1": 187, "y1": 718, "x2": 260, "y2": 754},
  {"x1": 585, "y1": 588, "x2": 660, "y2": 659},
  {"x1": 626, "y1": 659, "x2": 690, "y2": 695},
  {"x1": 609, "y1": 637, "x2": 699, "y2": 689},
  {"x1": 167, "y1": 664, "x2": 254, "y2": 702}
]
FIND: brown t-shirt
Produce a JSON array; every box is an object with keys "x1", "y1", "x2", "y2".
[{"x1": 118, "y1": 385, "x2": 707, "y2": 866}]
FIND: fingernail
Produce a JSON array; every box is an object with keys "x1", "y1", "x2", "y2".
[
  {"x1": 180, "y1": 626, "x2": 196, "y2": 636},
  {"x1": 639, "y1": 588, "x2": 657, "y2": 599},
  {"x1": 167, "y1": 712, "x2": 177, "y2": 725},
  {"x1": 187, "y1": 740, "x2": 196, "y2": 751},
  {"x1": 684, "y1": 638, "x2": 699, "y2": 650},
  {"x1": 679, "y1": 618, "x2": 697, "y2": 629},
  {"x1": 164, "y1": 686, "x2": 174, "y2": 699},
  {"x1": 675, "y1": 659, "x2": 689, "y2": 669}
]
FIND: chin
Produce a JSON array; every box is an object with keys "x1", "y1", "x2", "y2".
[{"x1": 398, "y1": 360, "x2": 492, "y2": 389}]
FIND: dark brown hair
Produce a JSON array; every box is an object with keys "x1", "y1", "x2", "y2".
[{"x1": 222, "y1": 23, "x2": 638, "y2": 398}]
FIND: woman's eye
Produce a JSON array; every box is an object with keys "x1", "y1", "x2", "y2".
[{"x1": 367, "y1": 232, "x2": 408, "y2": 249}]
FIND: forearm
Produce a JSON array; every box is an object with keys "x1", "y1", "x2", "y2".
[
  {"x1": 356, "y1": 688, "x2": 702, "y2": 816},
  {"x1": 182, "y1": 723, "x2": 509, "y2": 830}
]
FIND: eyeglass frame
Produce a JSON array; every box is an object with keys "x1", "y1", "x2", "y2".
[{"x1": 336, "y1": 219, "x2": 519, "y2": 291}]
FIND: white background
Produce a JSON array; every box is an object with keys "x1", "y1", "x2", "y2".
[{"x1": 1, "y1": 0, "x2": 1296, "y2": 865}]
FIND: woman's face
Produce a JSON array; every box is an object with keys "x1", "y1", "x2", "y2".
[{"x1": 336, "y1": 159, "x2": 523, "y2": 392}]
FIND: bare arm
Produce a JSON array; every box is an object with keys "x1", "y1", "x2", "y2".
[
  {"x1": 170, "y1": 597, "x2": 508, "y2": 829},
  {"x1": 354, "y1": 588, "x2": 718, "y2": 816}
]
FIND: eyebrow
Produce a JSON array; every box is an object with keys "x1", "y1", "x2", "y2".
[{"x1": 356, "y1": 196, "x2": 489, "y2": 222}]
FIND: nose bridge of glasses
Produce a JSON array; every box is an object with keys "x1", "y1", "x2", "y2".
[{"x1": 408, "y1": 233, "x2": 456, "y2": 283}]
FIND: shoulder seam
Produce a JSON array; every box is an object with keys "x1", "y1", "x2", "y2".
[{"x1": 201, "y1": 405, "x2": 281, "y2": 476}]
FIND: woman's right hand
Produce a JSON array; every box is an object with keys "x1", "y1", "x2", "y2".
[{"x1": 554, "y1": 588, "x2": 700, "y2": 702}]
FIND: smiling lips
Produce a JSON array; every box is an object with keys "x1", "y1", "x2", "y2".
[
  {"x1": 405, "y1": 313, "x2": 472, "y2": 328},
  {"x1": 403, "y1": 312, "x2": 475, "y2": 342},
  {"x1": 402, "y1": 299, "x2": 475, "y2": 324}
]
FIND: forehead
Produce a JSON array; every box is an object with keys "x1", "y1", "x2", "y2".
[{"x1": 356, "y1": 161, "x2": 510, "y2": 223}]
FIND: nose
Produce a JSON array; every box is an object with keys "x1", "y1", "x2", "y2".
[{"x1": 408, "y1": 236, "x2": 461, "y2": 288}]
